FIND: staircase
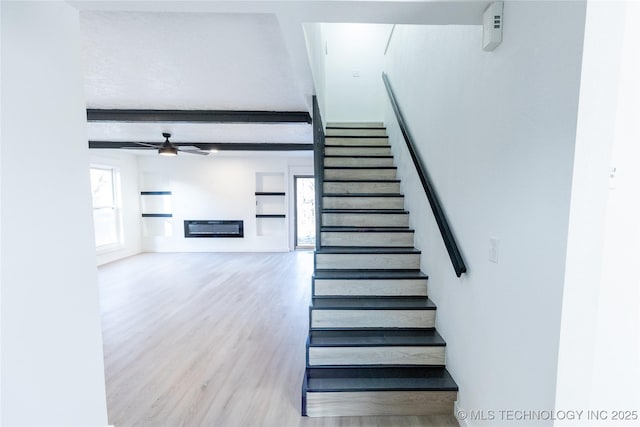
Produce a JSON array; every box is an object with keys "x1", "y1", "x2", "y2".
[{"x1": 302, "y1": 122, "x2": 458, "y2": 417}]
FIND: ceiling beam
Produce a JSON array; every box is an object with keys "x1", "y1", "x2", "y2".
[
  {"x1": 86, "y1": 109, "x2": 312, "y2": 124},
  {"x1": 89, "y1": 141, "x2": 313, "y2": 151}
]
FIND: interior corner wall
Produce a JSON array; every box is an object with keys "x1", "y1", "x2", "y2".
[
  {"x1": 556, "y1": 2, "x2": 640, "y2": 422},
  {"x1": 303, "y1": 23, "x2": 328, "y2": 124},
  {"x1": 1, "y1": 2, "x2": 108, "y2": 425},
  {"x1": 137, "y1": 153, "x2": 313, "y2": 253},
  {"x1": 90, "y1": 150, "x2": 142, "y2": 266},
  {"x1": 383, "y1": 2, "x2": 586, "y2": 425},
  {"x1": 322, "y1": 23, "x2": 391, "y2": 123}
]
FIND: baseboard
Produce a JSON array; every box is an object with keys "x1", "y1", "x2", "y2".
[{"x1": 455, "y1": 400, "x2": 471, "y2": 427}]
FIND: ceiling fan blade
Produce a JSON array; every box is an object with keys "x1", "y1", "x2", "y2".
[
  {"x1": 177, "y1": 145, "x2": 210, "y2": 155},
  {"x1": 180, "y1": 149, "x2": 210, "y2": 156},
  {"x1": 131, "y1": 141, "x2": 159, "y2": 148}
]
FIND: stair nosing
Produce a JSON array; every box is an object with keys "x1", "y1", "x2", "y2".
[
  {"x1": 324, "y1": 155, "x2": 394, "y2": 158},
  {"x1": 324, "y1": 157, "x2": 393, "y2": 159},
  {"x1": 309, "y1": 327, "x2": 436, "y2": 332},
  {"x1": 325, "y1": 136, "x2": 389, "y2": 139},
  {"x1": 321, "y1": 227, "x2": 414, "y2": 233},
  {"x1": 324, "y1": 166, "x2": 397, "y2": 170},
  {"x1": 324, "y1": 195, "x2": 403, "y2": 198},
  {"x1": 320, "y1": 227, "x2": 412, "y2": 231},
  {"x1": 324, "y1": 179, "x2": 400, "y2": 183},
  {"x1": 322, "y1": 226, "x2": 411, "y2": 229},
  {"x1": 310, "y1": 297, "x2": 436, "y2": 310},
  {"x1": 325, "y1": 126, "x2": 387, "y2": 130},
  {"x1": 325, "y1": 145, "x2": 391, "y2": 148},
  {"x1": 316, "y1": 247, "x2": 420, "y2": 253},
  {"x1": 313, "y1": 270, "x2": 428, "y2": 279},
  {"x1": 306, "y1": 364, "x2": 447, "y2": 370},
  {"x1": 323, "y1": 209, "x2": 408, "y2": 213}
]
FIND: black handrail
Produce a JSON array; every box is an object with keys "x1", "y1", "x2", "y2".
[
  {"x1": 382, "y1": 73, "x2": 467, "y2": 277},
  {"x1": 312, "y1": 96, "x2": 325, "y2": 250}
]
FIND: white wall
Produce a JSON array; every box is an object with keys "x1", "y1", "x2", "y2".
[
  {"x1": 384, "y1": 2, "x2": 586, "y2": 425},
  {"x1": 556, "y1": 2, "x2": 640, "y2": 422},
  {"x1": 303, "y1": 23, "x2": 328, "y2": 123},
  {"x1": 91, "y1": 151, "x2": 142, "y2": 266},
  {"x1": 323, "y1": 23, "x2": 392, "y2": 123},
  {"x1": 0, "y1": 2, "x2": 4, "y2": 423},
  {"x1": 137, "y1": 153, "x2": 313, "y2": 252},
  {"x1": 1, "y1": 2, "x2": 108, "y2": 425}
]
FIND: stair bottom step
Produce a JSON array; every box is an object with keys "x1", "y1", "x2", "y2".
[
  {"x1": 305, "y1": 366, "x2": 457, "y2": 390},
  {"x1": 303, "y1": 366, "x2": 457, "y2": 416},
  {"x1": 304, "y1": 390, "x2": 457, "y2": 417}
]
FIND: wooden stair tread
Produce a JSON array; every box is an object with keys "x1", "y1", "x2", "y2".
[
  {"x1": 326, "y1": 135, "x2": 388, "y2": 139},
  {"x1": 326, "y1": 126, "x2": 386, "y2": 130},
  {"x1": 324, "y1": 179, "x2": 400, "y2": 183},
  {"x1": 324, "y1": 154, "x2": 391, "y2": 158},
  {"x1": 322, "y1": 209, "x2": 408, "y2": 214},
  {"x1": 305, "y1": 367, "x2": 458, "y2": 392},
  {"x1": 312, "y1": 297, "x2": 436, "y2": 310},
  {"x1": 324, "y1": 156, "x2": 394, "y2": 159},
  {"x1": 326, "y1": 122, "x2": 385, "y2": 128},
  {"x1": 321, "y1": 227, "x2": 413, "y2": 232},
  {"x1": 316, "y1": 247, "x2": 420, "y2": 254},
  {"x1": 325, "y1": 144, "x2": 390, "y2": 148},
  {"x1": 324, "y1": 166, "x2": 396, "y2": 169},
  {"x1": 324, "y1": 193, "x2": 403, "y2": 197},
  {"x1": 309, "y1": 330, "x2": 445, "y2": 347}
]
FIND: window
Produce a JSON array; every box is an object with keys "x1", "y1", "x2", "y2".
[{"x1": 90, "y1": 166, "x2": 122, "y2": 249}]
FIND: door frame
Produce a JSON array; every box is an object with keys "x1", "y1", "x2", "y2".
[{"x1": 293, "y1": 174, "x2": 315, "y2": 250}]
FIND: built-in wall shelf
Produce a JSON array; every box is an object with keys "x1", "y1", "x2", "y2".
[
  {"x1": 140, "y1": 188, "x2": 173, "y2": 237},
  {"x1": 141, "y1": 191, "x2": 172, "y2": 196},
  {"x1": 255, "y1": 191, "x2": 286, "y2": 218},
  {"x1": 255, "y1": 192, "x2": 286, "y2": 196},
  {"x1": 255, "y1": 172, "x2": 286, "y2": 236}
]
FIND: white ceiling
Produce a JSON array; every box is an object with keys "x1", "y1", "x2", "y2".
[
  {"x1": 75, "y1": 1, "x2": 488, "y2": 153},
  {"x1": 80, "y1": 11, "x2": 306, "y2": 111},
  {"x1": 80, "y1": 10, "x2": 312, "y2": 150}
]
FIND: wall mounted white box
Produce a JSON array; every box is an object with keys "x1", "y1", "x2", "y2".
[{"x1": 483, "y1": 2, "x2": 504, "y2": 51}]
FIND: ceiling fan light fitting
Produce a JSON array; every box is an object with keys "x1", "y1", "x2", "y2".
[
  {"x1": 158, "y1": 141, "x2": 178, "y2": 156},
  {"x1": 158, "y1": 133, "x2": 178, "y2": 156}
]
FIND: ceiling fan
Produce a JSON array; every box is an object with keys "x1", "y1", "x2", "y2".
[{"x1": 132, "y1": 133, "x2": 210, "y2": 156}]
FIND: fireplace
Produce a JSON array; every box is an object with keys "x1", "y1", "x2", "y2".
[{"x1": 183, "y1": 220, "x2": 244, "y2": 238}]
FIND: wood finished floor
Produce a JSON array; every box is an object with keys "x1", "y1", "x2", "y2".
[{"x1": 98, "y1": 252, "x2": 459, "y2": 427}]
